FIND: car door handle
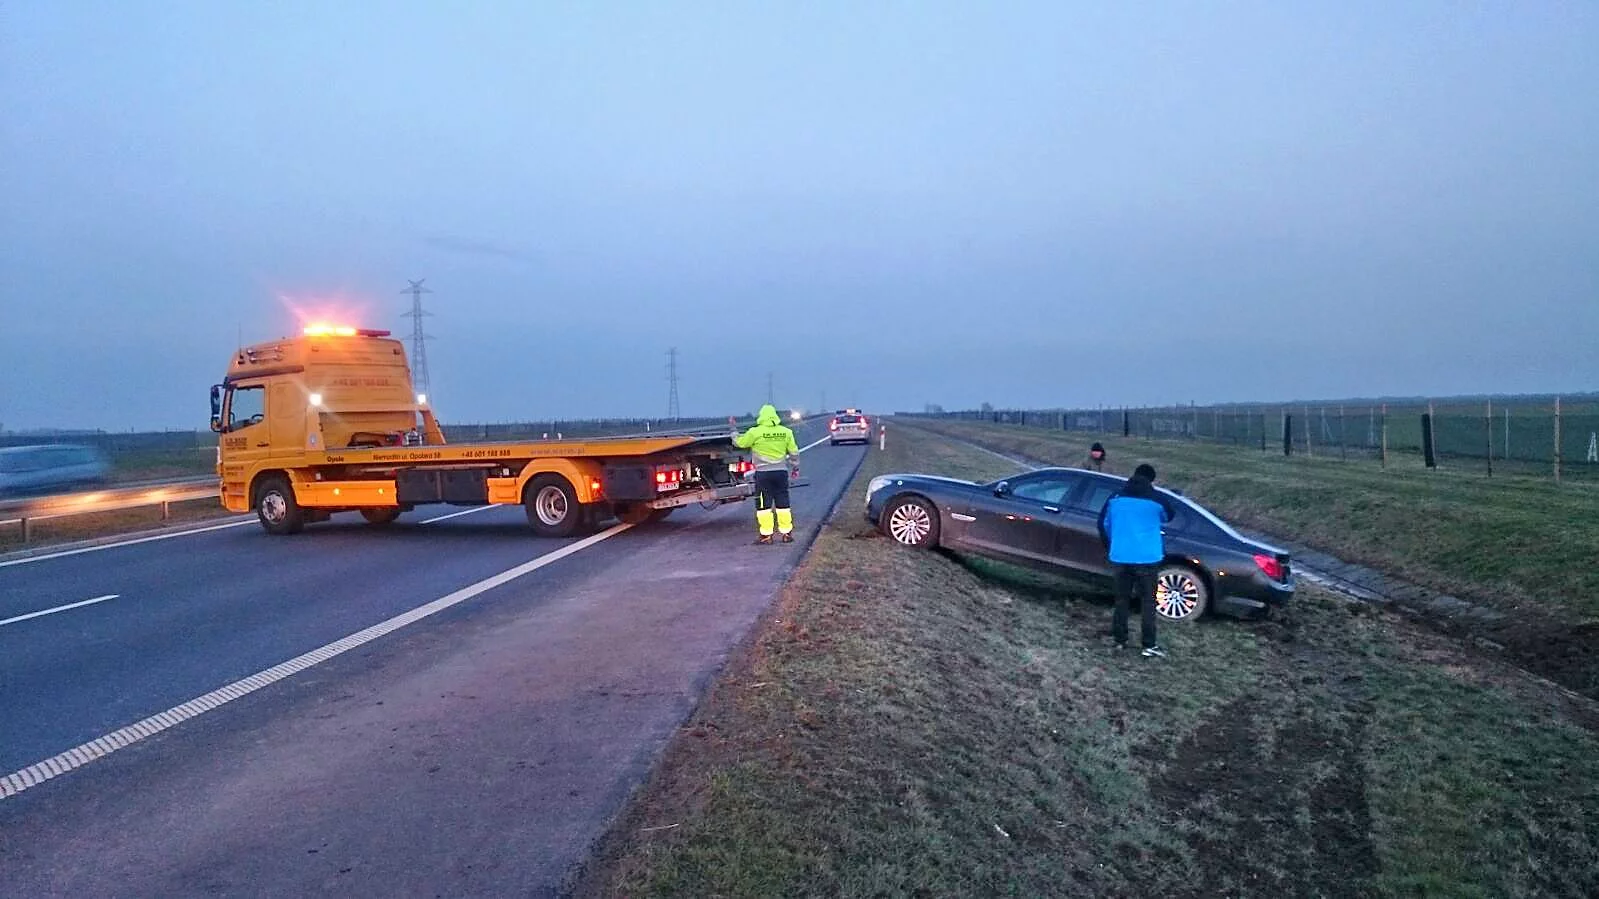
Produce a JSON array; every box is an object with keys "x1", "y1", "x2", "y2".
[{"x1": 255, "y1": 442, "x2": 269, "y2": 448}]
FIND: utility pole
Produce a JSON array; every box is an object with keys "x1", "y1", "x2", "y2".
[
  {"x1": 400, "y1": 279, "x2": 434, "y2": 399},
  {"x1": 666, "y1": 347, "x2": 681, "y2": 421}
]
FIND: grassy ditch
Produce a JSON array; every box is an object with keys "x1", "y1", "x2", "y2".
[
  {"x1": 578, "y1": 426, "x2": 1599, "y2": 899},
  {"x1": 906, "y1": 420, "x2": 1599, "y2": 699}
]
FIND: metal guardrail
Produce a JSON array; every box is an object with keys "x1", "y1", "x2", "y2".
[{"x1": 0, "y1": 477, "x2": 219, "y2": 543}]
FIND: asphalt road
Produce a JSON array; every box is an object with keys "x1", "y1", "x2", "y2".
[{"x1": 0, "y1": 420, "x2": 868, "y2": 897}]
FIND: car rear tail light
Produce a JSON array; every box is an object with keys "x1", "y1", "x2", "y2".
[
  {"x1": 1253, "y1": 553, "x2": 1285, "y2": 581},
  {"x1": 829, "y1": 420, "x2": 839, "y2": 431}
]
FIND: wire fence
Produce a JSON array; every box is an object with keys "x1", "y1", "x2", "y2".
[{"x1": 903, "y1": 397, "x2": 1599, "y2": 482}]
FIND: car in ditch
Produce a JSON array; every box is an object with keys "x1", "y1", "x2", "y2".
[{"x1": 864, "y1": 466, "x2": 1293, "y2": 621}]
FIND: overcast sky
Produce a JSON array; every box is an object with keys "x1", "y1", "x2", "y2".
[{"x1": 2, "y1": 1, "x2": 1595, "y2": 430}]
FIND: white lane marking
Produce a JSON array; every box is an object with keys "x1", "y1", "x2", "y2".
[
  {"x1": 421, "y1": 505, "x2": 501, "y2": 524},
  {"x1": 0, "y1": 519, "x2": 256, "y2": 570},
  {"x1": 0, "y1": 523, "x2": 633, "y2": 801},
  {"x1": 0, "y1": 594, "x2": 120, "y2": 628},
  {"x1": 799, "y1": 435, "x2": 831, "y2": 453}
]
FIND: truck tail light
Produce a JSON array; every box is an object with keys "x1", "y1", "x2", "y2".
[{"x1": 655, "y1": 467, "x2": 682, "y2": 491}]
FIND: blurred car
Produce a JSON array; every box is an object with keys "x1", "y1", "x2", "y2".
[
  {"x1": 0, "y1": 444, "x2": 111, "y2": 498},
  {"x1": 864, "y1": 466, "x2": 1293, "y2": 621},
  {"x1": 829, "y1": 410, "x2": 871, "y2": 445}
]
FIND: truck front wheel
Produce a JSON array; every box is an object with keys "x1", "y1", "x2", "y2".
[
  {"x1": 525, "y1": 474, "x2": 582, "y2": 538},
  {"x1": 255, "y1": 475, "x2": 305, "y2": 536}
]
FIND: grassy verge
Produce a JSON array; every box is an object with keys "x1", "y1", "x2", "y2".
[
  {"x1": 0, "y1": 499, "x2": 238, "y2": 554},
  {"x1": 906, "y1": 420, "x2": 1599, "y2": 698},
  {"x1": 578, "y1": 428, "x2": 1599, "y2": 898}
]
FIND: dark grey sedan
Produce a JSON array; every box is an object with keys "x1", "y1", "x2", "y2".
[{"x1": 864, "y1": 467, "x2": 1293, "y2": 621}]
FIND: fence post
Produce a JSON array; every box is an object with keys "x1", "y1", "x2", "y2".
[
  {"x1": 1339, "y1": 405, "x2": 1347, "y2": 460},
  {"x1": 1283, "y1": 411, "x2": 1293, "y2": 456},
  {"x1": 1304, "y1": 406, "x2": 1313, "y2": 457},
  {"x1": 1381, "y1": 404, "x2": 1389, "y2": 469},
  {"x1": 1485, "y1": 399, "x2": 1493, "y2": 478},
  {"x1": 1260, "y1": 412, "x2": 1267, "y2": 452},
  {"x1": 1554, "y1": 396, "x2": 1562, "y2": 483},
  {"x1": 1421, "y1": 412, "x2": 1437, "y2": 469},
  {"x1": 1427, "y1": 401, "x2": 1437, "y2": 469},
  {"x1": 20, "y1": 518, "x2": 30, "y2": 544}
]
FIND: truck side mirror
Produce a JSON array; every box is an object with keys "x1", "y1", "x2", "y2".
[{"x1": 209, "y1": 385, "x2": 223, "y2": 432}]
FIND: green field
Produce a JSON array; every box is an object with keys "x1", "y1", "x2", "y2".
[{"x1": 579, "y1": 426, "x2": 1599, "y2": 899}]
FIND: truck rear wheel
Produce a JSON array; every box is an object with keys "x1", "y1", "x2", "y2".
[
  {"x1": 525, "y1": 474, "x2": 582, "y2": 538},
  {"x1": 361, "y1": 508, "x2": 401, "y2": 526},
  {"x1": 255, "y1": 475, "x2": 305, "y2": 536}
]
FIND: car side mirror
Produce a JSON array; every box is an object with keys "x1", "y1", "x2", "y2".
[
  {"x1": 993, "y1": 481, "x2": 1010, "y2": 497},
  {"x1": 209, "y1": 385, "x2": 223, "y2": 433}
]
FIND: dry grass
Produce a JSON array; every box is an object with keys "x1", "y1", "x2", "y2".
[{"x1": 577, "y1": 428, "x2": 1599, "y2": 899}]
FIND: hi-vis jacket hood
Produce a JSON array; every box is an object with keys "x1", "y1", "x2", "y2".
[{"x1": 735, "y1": 405, "x2": 800, "y2": 469}]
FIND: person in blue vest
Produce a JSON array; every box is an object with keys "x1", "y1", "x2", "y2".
[{"x1": 1096, "y1": 463, "x2": 1179, "y2": 657}]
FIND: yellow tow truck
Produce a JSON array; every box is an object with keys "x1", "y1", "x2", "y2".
[{"x1": 209, "y1": 324, "x2": 757, "y2": 536}]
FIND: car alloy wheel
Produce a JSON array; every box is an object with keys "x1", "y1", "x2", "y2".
[
  {"x1": 886, "y1": 500, "x2": 934, "y2": 546},
  {"x1": 1154, "y1": 568, "x2": 1205, "y2": 620}
]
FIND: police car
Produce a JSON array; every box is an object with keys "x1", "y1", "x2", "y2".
[{"x1": 829, "y1": 410, "x2": 871, "y2": 446}]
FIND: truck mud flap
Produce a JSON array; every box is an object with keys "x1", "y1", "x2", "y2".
[{"x1": 395, "y1": 468, "x2": 490, "y2": 505}]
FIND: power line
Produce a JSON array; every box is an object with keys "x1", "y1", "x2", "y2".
[
  {"x1": 666, "y1": 347, "x2": 681, "y2": 421},
  {"x1": 400, "y1": 279, "x2": 434, "y2": 399}
]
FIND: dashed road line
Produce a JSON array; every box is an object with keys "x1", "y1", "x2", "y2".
[
  {"x1": 0, "y1": 594, "x2": 121, "y2": 628},
  {"x1": 0, "y1": 523, "x2": 633, "y2": 801},
  {"x1": 421, "y1": 505, "x2": 501, "y2": 524}
]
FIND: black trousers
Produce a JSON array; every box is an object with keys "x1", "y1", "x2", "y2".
[
  {"x1": 754, "y1": 469, "x2": 791, "y2": 510},
  {"x1": 1112, "y1": 563, "x2": 1159, "y2": 649}
]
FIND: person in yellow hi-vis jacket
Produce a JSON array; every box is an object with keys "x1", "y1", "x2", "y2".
[{"x1": 731, "y1": 404, "x2": 801, "y2": 544}]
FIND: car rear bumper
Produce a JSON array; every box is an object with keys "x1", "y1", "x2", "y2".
[{"x1": 1214, "y1": 573, "x2": 1294, "y2": 618}]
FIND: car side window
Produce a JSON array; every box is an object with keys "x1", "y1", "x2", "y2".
[
  {"x1": 1010, "y1": 476, "x2": 1078, "y2": 505},
  {"x1": 1075, "y1": 483, "x2": 1118, "y2": 514}
]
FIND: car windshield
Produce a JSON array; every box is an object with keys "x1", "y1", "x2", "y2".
[{"x1": 836, "y1": 415, "x2": 861, "y2": 423}]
